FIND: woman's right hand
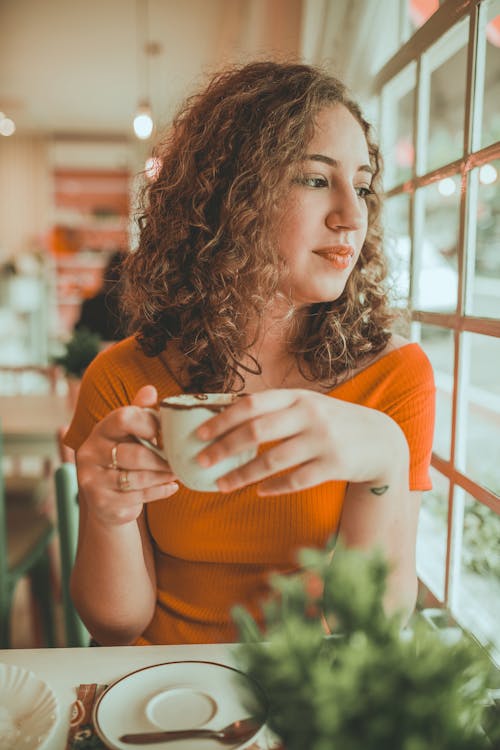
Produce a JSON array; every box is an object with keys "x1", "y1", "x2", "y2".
[{"x1": 75, "y1": 385, "x2": 179, "y2": 527}]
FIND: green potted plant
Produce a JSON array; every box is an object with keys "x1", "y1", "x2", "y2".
[
  {"x1": 233, "y1": 543, "x2": 500, "y2": 750},
  {"x1": 53, "y1": 327, "x2": 101, "y2": 407}
]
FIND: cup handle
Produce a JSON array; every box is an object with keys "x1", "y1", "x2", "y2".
[{"x1": 134, "y1": 407, "x2": 166, "y2": 460}]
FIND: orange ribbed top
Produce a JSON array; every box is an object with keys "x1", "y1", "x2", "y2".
[{"x1": 65, "y1": 337, "x2": 435, "y2": 645}]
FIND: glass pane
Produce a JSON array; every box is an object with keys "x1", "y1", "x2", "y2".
[
  {"x1": 418, "y1": 324, "x2": 454, "y2": 460},
  {"x1": 417, "y1": 467, "x2": 449, "y2": 600},
  {"x1": 414, "y1": 180, "x2": 460, "y2": 312},
  {"x1": 454, "y1": 493, "x2": 500, "y2": 661},
  {"x1": 482, "y1": 0, "x2": 500, "y2": 148},
  {"x1": 461, "y1": 333, "x2": 500, "y2": 495},
  {"x1": 383, "y1": 194, "x2": 411, "y2": 308},
  {"x1": 381, "y1": 66, "x2": 416, "y2": 190},
  {"x1": 468, "y1": 159, "x2": 500, "y2": 319},
  {"x1": 426, "y1": 21, "x2": 468, "y2": 172}
]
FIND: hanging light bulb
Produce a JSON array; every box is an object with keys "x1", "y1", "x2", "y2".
[
  {"x1": 133, "y1": 100, "x2": 153, "y2": 139},
  {"x1": 0, "y1": 114, "x2": 16, "y2": 137}
]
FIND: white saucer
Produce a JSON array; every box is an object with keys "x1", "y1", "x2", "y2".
[{"x1": 93, "y1": 660, "x2": 267, "y2": 750}]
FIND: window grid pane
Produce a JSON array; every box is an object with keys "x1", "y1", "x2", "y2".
[
  {"x1": 417, "y1": 467, "x2": 449, "y2": 600},
  {"x1": 413, "y1": 181, "x2": 460, "y2": 313},
  {"x1": 424, "y1": 18, "x2": 469, "y2": 173},
  {"x1": 418, "y1": 324, "x2": 454, "y2": 461},
  {"x1": 466, "y1": 159, "x2": 500, "y2": 319},
  {"x1": 452, "y1": 491, "x2": 500, "y2": 662},
  {"x1": 481, "y1": 0, "x2": 500, "y2": 149},
  {"x1": 383, "y1": 193, "x2": 411, "y2": 307},
  {"x1": 381, "y1": 64, "x2": 417, "y2": 190},
  {"x1": 457, "y1": 332, "x2": 500, "y2": 495}
]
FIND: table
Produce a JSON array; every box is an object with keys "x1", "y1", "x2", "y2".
[
  {"x1": 0, "y1": 643, "x2": 239, "y2": 749},
  {"x1": 0, "y1": 393, "x2": 72, "y2": 461}
]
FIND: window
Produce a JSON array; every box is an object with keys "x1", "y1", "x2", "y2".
[{"x1": 376, "y1": 0, "x2": 500, "y2": 663}]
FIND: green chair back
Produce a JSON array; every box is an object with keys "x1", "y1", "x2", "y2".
[
  {"x1": 54, "y1": 462, "x2": 90, "y2": 647},
  {"x1": 0, "y1": 421, "x2": 56, "y2": 648}
]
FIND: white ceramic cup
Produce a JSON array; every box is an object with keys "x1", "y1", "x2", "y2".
[{"x1": 137, "y1": 393, "x2": 257, "y2": 492}]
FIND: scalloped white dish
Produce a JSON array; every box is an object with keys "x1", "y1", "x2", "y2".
[{"x1": 0, "y1": 663, "x2": 58, "y2": 750}]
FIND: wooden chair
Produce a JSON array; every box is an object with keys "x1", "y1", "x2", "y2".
[
  {"x1": 54, "y1": 462, "x2": 89, "y2": 647},
  {"x1": 0, "y1": 425, "x2": 56, "y2": 648}
]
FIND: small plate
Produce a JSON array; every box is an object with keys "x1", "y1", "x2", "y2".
[
  {"x1": 93, "y1": 660, "x2": 268, "y2": 750},
  {"x1": 0, "y1": 664, "x2": 58, "y2": 750}
]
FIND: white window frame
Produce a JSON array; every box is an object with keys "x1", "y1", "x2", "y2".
[{"x1": 374, "y1": 0, "x2": 500, "y2": 660}]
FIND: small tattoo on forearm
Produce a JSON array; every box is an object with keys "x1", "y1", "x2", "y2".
[{"x1": 370, "y1": 485, "x2": 389, "y2": 496}]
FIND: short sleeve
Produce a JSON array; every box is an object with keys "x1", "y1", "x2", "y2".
[
  {"x1": 64, "y1": 347, "x2": 131, "y2": 451},
  {"x1": 382, "y1": 347, "x2": 436, "y2": 491}
]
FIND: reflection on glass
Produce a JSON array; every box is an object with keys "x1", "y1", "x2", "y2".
[
  {"x1": 468, "y1": 159, "x2": 500, "y2": 319},
  {"x1": 417, "y1": 467, "x2": 449, "y2": 600},
  {"x1": 414, "y1": 180, "x2": 460, "y2": 311},
  {"x1": 461, "y1": 333, "x2": 500, "y2": 495},
  {"x1": 455, "y1": 492, "x2": 500, "y2": 660},
  {"x1": 418, "y1": 324, "x2": 454, "y2": 460},
  {"x1": 426, "y1": 23, "x2": 468, "y2": 172},
  {"x1": 482, "y1": 0, "x2": 500, "y2": 148},
  {"x1": 383, "y1": 194, "x2": 410, "y2": 307}
]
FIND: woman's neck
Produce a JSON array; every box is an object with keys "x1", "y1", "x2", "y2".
[{"x1": 242, "y1": 309, "x2": 304, "y2": 391}]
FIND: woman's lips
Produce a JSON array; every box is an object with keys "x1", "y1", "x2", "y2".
[{"x1": 312, "y1": 245, "x2": 355, "y2": 270}]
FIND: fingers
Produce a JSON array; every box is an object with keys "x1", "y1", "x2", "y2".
[
  {"x1": 103, "y1": 440, "x2": 173, "y2": 474},
  {"x1": 92, "y1": 403, "x2": 160, "y2": 445},
  {"x1": 132, "y1": 385, "x2": 159, "y2": 407},
  {"x1": 216, "y1": 433, "x2": 318, "y2": 492},
  {"x1": 196, "y1": 390, "x2": 300, "y2": 442},
  {"x1": 75, "y1": 385, "x2": 180, "y2": 527},
  {"x1": 257, "y1": 460, "x2": 330, "y2": 496},
  {"x1": 197, "y1": 406, "x2": 305, "y2": 469},
  {"x1": 110, "y1": 467, "x2": 178, "y2": 494}
]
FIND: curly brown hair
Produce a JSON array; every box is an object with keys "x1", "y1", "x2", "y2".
[{"x1": 123, "y1": 60, "x2": 394, "y2": 392}]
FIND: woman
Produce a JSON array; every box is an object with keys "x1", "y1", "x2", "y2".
[{"x1": 65, "y1": 61, "x2": 435, "y2": 646}]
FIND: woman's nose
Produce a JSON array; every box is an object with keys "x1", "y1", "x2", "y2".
[{"x1": 326, "y1": 185, "x2": 365, "y2": 232}]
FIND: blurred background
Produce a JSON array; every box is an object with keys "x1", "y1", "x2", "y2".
[{"x1": 0, "y1": 0, "x2": 499, "y2": 662}]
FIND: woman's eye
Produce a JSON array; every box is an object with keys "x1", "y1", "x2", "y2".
[
  {"x1": 295, "y1": 175, "x2": 329, "y2": 188},
  {"x1": 355, "y1": 186, "x2": 374, "y2": 199}
]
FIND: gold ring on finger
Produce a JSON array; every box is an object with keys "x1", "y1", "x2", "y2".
[
  {"x1": 118, "y1": 469, "x2": 131, "y2": 492},
  {"x1": 108, "y1": 443, "x2": 120, "y2": 470}
]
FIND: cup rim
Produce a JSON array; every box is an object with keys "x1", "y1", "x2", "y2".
[{"x1": 160, "y1": 393, "x2": 243, "y2": 408}]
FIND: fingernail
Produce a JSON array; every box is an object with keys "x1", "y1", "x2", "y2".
[
  {"x1": 167, "y1": 482, "x2": 179, "y2": 493},
  {"x1": 197, "y1": 427, "x2": 210, "y2": 440},
  {"x1": 197, "y1": 453, "x2": 211, "y2": 467}
]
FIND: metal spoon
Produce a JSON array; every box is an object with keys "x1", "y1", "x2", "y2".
[{"x1": 119, "y1": 716, "x2": 261, "y2": 745}]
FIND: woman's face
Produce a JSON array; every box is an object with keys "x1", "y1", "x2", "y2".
[{"x1": 276, "y1": 104, "x2": 372, "y2": 307}]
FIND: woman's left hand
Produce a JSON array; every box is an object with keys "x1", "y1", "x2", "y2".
[{"x1": 195, "y1": 389, "x2": 408, "y2": 495}]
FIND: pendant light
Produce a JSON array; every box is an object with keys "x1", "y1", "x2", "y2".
[{"x1": 133, "y1": 0, "x2": 154, "y2": 140}]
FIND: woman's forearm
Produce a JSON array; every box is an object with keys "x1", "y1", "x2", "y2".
[
  {"x1": 337, "y1": 423, "x2": 419, "y2": 624},
  {"x1": 70, "y1": 502, "x2": 156, "y2": 645}
]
